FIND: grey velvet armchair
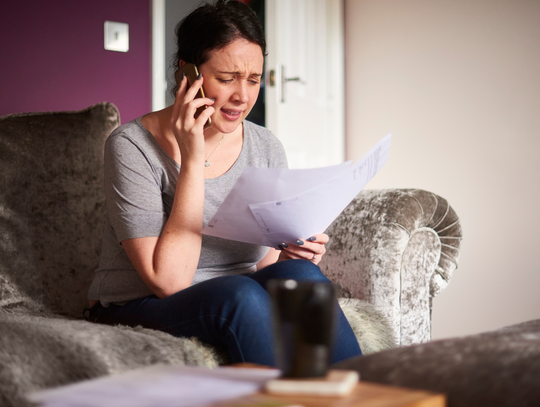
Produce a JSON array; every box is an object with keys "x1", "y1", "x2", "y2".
[{"x1": 0, "y1": 103, "x2": 462, "y2": 407}]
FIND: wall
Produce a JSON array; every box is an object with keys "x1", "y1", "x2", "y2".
[
  {"x1": 0, "y1": 0, "x2": 151, "y2": 124},
  {"x1": 345, "y1": 0, "x2": 540, "y2": 339}
]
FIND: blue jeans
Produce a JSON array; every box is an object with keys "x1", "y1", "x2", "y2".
[{"x1": 90, "y1": 259, "x2": 362, "y2": 366}]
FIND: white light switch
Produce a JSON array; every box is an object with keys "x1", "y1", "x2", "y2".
[{"x1": 104, "y1": 21, "x2": 129, "y2": 52}]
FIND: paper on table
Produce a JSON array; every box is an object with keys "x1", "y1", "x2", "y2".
[
  {"x1": 28, "y1": 365, "x2": 281, "y2": 407},
  {"x1": 203, "y1": 134, "x2": 391, "y2": 248}
]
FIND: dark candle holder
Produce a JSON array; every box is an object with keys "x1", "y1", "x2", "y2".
[{"x1": 267, "y1": 279, "x2": 336, "y2": 378}]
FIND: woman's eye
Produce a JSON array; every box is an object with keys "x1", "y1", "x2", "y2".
[{"x1": 217, "y1": 78, "x2": 232, "y2": 83}]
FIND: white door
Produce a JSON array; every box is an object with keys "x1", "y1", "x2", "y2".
[{"x1": 265, "y1": 0, "x2": 345, "y2": 169}]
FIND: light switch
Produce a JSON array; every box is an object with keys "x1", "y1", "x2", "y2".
[{"x1": 104, "y1": 21, "x2": 129, "y2": 52}]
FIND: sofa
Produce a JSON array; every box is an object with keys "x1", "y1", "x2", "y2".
[{"x1": 0, "y1": 103, "x2": 462, "y2": 407}]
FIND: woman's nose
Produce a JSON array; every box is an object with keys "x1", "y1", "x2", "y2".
[{"x1": 232, "y1": 82, "x2": 249, "y2": 103}]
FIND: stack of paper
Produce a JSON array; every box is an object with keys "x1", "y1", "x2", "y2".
[
  {"x1": 28, "y1": 365, "x2": 281, "y2": 407},
  {"x1": 203, "y1": 134, "x2": 391, "y2": 248}
]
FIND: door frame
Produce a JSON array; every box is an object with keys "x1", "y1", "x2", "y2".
[
  {"x1": 152, "y1": 0, "x2": 167, "y2": 112},
  {"x1": 151, "y1": 0, "x2": 346, "y2": 166},
  {"x1": 265, "y1": 0, "x2": 346, "y2": 166}
]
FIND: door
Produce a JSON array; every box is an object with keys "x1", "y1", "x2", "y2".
[{"x1": 265, "y1": 0, "x2": 345, "y2": 169}]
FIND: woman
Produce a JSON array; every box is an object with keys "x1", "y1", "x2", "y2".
[{"x1": 87, "y1": 0, "x2": 361, "y2": 366}]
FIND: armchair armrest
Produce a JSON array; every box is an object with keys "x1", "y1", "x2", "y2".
[{"x1": 320, "y1": 189, "x2": 462, "y2": 346}]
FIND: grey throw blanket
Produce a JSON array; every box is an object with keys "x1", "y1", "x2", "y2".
[
  {"x1": 0, "y1": 309, "x2": 220, "y2": 407},
  {"x1": 0, "y1": 298, "x2": 395, "y2": 407}
]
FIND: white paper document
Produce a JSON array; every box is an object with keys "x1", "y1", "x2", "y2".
[
  {"x1": 203, "y1": 133, "x2": 391, "y2": 248},
  {"x1": 28, "y1": 365, "x2": 281, "y2": 407}
]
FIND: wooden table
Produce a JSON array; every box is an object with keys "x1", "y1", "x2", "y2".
[{"x1": 215, "y1": 379, "x2": 445, "y2": 407}]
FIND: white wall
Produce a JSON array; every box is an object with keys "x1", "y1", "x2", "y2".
[{"x1": 345, "y1": 0, "x2": 540, "y2": 339}]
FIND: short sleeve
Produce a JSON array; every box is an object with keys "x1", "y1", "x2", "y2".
[
  {"x1": 270, "y1": 136, "x2": 288, "y2": 170},
  {"x1": 104, "y1": 133, "x2": 167, "y2": 243},
  {"x1": 244, "y1": 121, "x2": 289, "y2": 170}
]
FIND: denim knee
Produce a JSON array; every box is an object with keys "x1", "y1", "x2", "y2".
[
  {"x1": 272, "y1": 259, "x2": 330, "y2": 282},
  {"x1": 291, "y1": 259, "x2": 329, "y2": 281},
  {"x1": 212, "y1": 275, "x2": 271, "y2": 315}
]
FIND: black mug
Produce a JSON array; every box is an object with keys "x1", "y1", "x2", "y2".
[{"x1": 267, "y1": 279, "x2": 336, "y2": 378}]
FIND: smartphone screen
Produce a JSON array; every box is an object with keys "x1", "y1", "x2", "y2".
[{"x1": 175, "y1": 63, "x2": 212, "y2": 129}]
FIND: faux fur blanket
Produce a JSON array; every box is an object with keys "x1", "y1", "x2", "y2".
[{"x1": 0, "y1": 298, "x2": 395, "y2": 407}]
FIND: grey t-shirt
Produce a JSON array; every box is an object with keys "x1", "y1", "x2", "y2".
[{"x1": 88, "y1": 118, "x2": 288, "y2": 306}]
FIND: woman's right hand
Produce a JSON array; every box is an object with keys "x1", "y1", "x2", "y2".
[
  {"x1": 170, "y1": 74, "x2": 215, "y2": 166},
  {"x1": 120, "y1": 75, "x2": 214, "y2": 299}
]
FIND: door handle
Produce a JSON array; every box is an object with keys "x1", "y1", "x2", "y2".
[
  {"x1": 280, "y1": 65, "x2": 305, "y2": 103},
  {"x1": 284, "y1": 76, "x2": 303, "y2": 83},
  {"x1": 267, "y1": 66, "x2": 306, "y2": 103}
]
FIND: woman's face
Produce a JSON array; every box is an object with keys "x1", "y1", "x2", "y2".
[{"x1": 197, "y1": 38, "x2": 264, "y2": 134}]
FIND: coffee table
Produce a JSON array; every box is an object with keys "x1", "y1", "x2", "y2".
[{"x1": 218, "y1": 365, "x2": 446, "y2": 407}]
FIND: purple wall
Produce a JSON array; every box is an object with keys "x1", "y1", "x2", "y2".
[{"x1": 0, "y1": 0, "x2": 151, "y2": 124}]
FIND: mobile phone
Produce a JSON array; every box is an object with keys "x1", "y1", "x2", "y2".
[{"x1": 175, "y1": 63, "x2": 212, "y2": 129}]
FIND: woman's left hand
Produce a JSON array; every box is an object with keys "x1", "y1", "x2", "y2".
[{"x1": 278, "y1": 233, "x2": 328, "y2": 266}]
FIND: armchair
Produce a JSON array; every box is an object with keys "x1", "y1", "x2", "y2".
[
  {"x1": 0, "y1": 103, "x2": 462, "y2": 407},
  {"x1": 322, "y1": 188, "x2": 461, "y2": 346}
]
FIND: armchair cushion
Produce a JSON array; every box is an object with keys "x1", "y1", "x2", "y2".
[{"x1": 0, "y1": 103, "x2": 120, "y2": 317}]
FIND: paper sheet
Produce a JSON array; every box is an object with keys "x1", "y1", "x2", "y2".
[
  {"x1": 203, "y1": 134, "x2": 391, "y2": 248},
  {"x1": 28, "y1": 365, "x2": 281, "y2": 407}
]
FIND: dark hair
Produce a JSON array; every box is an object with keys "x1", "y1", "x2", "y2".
[{"x1": 172, "y1": 0, "x2": 266, "y2": 96}]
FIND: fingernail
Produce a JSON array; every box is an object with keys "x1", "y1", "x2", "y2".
[
  {"x1": 296, "y1": 240, "x2": 304, "y2": 246},
  {"x1": 281, "y1": 242, "x2": 288, "y2": 248},
  {"x1": 181, "y1": 72, "x2": 185, "y2": 80},
  {"x1": 197, "y1": 72, "x2": 202, "y2": 80},
  {"x1": 210, "y1": 98, "x2": 216, "y2": 101},
  {"x1": 307, "y1": 236, "x2": 317, "y2": 241}
]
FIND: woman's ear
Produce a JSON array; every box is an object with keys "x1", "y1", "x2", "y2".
[{"x1": 179, "y1": 60, "x2": 187, "y2": 68}]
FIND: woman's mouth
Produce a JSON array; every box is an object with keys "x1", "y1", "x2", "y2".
[{"x1": 221, "y1": 108, "x2": 242, "y2": 121}]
